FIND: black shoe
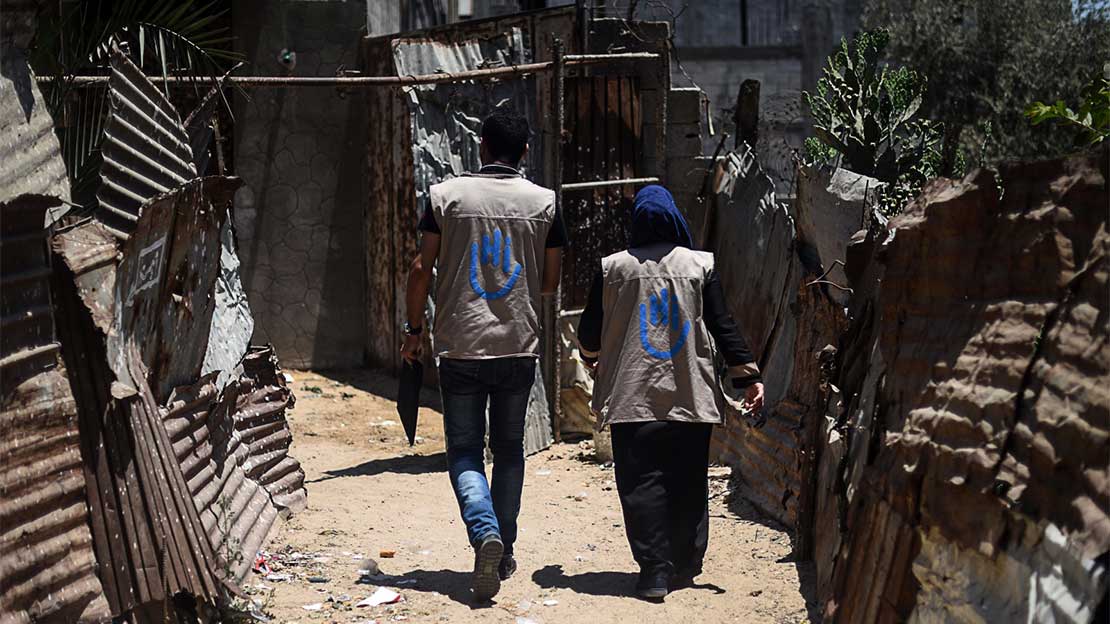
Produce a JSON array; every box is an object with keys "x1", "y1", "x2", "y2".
[
  {"x1": 670, "y1": 566, "x2": 702, "y2": 589},
  {"x1": 635, "y1": 570, "x2": 669, "y2": 601},
  {"x1": 472, "y1": 534, "x2": 504, "y2": 602},
  {"x1": 498, "y1": 554, "x2": 517, "y2": 581}
]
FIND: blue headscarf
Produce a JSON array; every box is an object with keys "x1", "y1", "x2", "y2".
[{"x1": 629, "y1": 184, "x2": 694, "y2": 249}]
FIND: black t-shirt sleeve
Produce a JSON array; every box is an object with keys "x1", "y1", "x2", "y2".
[
  {"x1": 703, "y1": 270, "x2": 761, "y2": 387},
  {"x1": 545, "y1": 206, "x2": 568, "y2": 248},
  {"x1": 418, "y1": 203, "x2": 440, "y2": 234},
  {"x1": 576, "y1": 268, "x2": 604, "y2": 361}
]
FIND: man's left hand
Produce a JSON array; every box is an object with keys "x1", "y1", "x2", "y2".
[{"x1": 400, "y1": 334, "x2": 423, "y2": 363}]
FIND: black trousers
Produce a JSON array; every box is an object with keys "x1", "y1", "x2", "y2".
[{"x1": 611, "y1": 420, "x2": 712, "y2": 577}]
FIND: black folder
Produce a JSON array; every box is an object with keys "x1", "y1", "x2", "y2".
[{"x1": 397, "y1": 359, "x2": 423, "y2": 446}]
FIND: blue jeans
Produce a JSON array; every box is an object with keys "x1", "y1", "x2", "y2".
[{"x1": 439, "y1": 356, "x2": 536, "y2": 555}]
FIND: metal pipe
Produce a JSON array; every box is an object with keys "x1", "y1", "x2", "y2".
[
  {"x1": 0, "y1": 343, "x2": 61, "y2": 369},
  {"x1": 551, "y1": 36, "x2": 566, "y2": 444},
  {"x1": 560, "y1": 176, "x2": 660, "y2": 191},
  {"x1": 44, "y1": 53, "x2": 661, "y2": 88},
  {"x1": 576, "y1": 0, "x2": 589, "y2": 53}
]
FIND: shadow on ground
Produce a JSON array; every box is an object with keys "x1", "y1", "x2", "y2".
[
  {"x1": 368, "y1": 569, "x2": 494, "y2": 609},
  {"x1": 310, "y1": 367, "x2": 443, "y2": 411},
  {"x1": 307, "y1": 451, "x2": 447, "y2": 483},
  {"x1": 725, "y1": 477, "x2": 822, "y2": 622},
  {"x1": 531, "y1": 564, "x2": 726, "y2": 599}
]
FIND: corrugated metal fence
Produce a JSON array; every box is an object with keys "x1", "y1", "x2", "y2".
[{"x1": 2, "y1": 38, "x2": 306, "y2": 621}]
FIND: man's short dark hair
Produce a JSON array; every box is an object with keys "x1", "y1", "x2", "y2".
[{"x1": 481, "y1": 109, "x2": 529, "y2": 166}]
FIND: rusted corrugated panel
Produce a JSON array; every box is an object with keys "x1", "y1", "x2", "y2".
[
  {"x1": 53, "y1": 238, "x2": 235, "y2": 617},
  {"x1": 51, "y1": 220, "x2": 120, "y2": 334},
  {"x1": 52, "y1": 241, "x2": 229, "y2": 617},
  {"x1": 794, "y1": 166, "x2": 882, "y2": 306},
  {"x1": 96, "y1": 48, "x2": 196, "y2": 238},
  {"x1": 0, "y1": 12, "x2": 71, "y2": 208},
  {"x1": 0, "y1": 13, "x2": 71, "y2": 220},
  {"x1": 1, "y1": 195, "x2": 112, "y2": 623},
  {"x1": 233, "y1": 347, "x2": 307, "y2": 512},
  {"x1": 707, "y1": 147, "x2": 845, "y2": 529},
  {"x1": 830, "y1": 493, "x2": 918, "y2": 624},
  {"x1": 822, "y1": 151, "x2": 1109, "y2": 623},
  {"x1": 108, "y1": 176, "x2": 241, "y2": 401},
  {"x1": 161, "y1": 346, "x2": 305, "y2": 583},
  {"x1": 51, "y1": 172, "x2": 264, "y2": 618}
]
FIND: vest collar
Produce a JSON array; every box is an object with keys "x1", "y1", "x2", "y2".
[{"x1": 465, "y1": 163, "x2": 523, "y2": 178}]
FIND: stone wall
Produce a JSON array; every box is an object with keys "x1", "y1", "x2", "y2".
[{"x1": 233, "y1": 0, "x2": 368, "y2": 369}]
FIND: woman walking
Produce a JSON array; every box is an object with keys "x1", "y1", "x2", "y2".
[{"x1": 577, "y1": 185, "x2": 764, "y2": 600}]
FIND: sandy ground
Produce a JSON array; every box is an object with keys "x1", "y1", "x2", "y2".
[{"x1": 252, "y1": 369, "x2": 818, "y2": 624}]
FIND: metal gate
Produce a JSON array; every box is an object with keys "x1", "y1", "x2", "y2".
[{"x1": 560, "y1": 75, "x2": 642, "y2": 308}]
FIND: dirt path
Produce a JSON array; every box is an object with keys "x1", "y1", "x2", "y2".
[{"x1": 253, "y1": 369, "x2": 817, "y2": 624}]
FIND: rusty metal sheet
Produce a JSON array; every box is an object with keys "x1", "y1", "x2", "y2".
[
  {"x1": 392, "y1": 27, "x2": 541, "y2": 224},
  {"x1": 794, "y1": 166, "x2": 882, "y2": 306},
  {"x1": 182, "y1": 84, "x2": 221, "y2": 175},
  {"x1": 707, "y1": 146, "x2": 846, "y2": 529},
  {"x1": 162, "y1": 347, "x2": 306, "y2": 582},
  {"x1": 96, "y1": 48, "x2": 197, "y2": 238},
  {"x1": 362, "y1": 35, "x2": 407, "y2": 372},
  {"x1": 201, "y1": 219, "x2": 255, "y2": 391},
  {"x1": 389, "y1": 27, "x2": 555, "y2": 454},
  {"x1": 108, "y1": 176, "x2": 241, "y2": 401},
  {"x1": 1, "y1": 194, "x2": 112, "y2": 623},
  {"x1": 51, "y1": 219, "x2": 121, "y2": 335},
  {"x1": 16, "y1": 42, "x2": 300, "y2": 618},
  {"x1": 232, "y1": 347, "x2": 307, "y2": 512},
  {"x1": 0, "y1": 37, "x2": 71, "y2": 216},
  {"x1": 820, "y1": 151, "x2": 1109, "y2": 622},
  {"x1": 53, "y1": 239, "x2": 233, "y2": 617}
]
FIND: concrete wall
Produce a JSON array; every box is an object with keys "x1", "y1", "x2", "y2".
[
  {"x1": 675, "y1": 55, "x2": 802, "y2": 130},
  {"x1": 233, "y1": 0, "x2": 368, "y2": 369}
]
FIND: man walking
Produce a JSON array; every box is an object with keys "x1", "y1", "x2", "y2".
[{"x1": 400, "y1": 109, "x2": 565, "y2": 602}]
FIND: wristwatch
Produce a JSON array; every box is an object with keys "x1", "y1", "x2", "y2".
[{"x1": 402, "y1": 321, "x2": 423, "y2": 336}]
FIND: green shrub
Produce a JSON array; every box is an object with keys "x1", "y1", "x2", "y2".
[
  {"x1": 1026, "y1": 68, "x2": 1110, "y2": 147},
  {"x1": 864, "y1": 0, "x2": 1110, "y2": 165},
  {"x1": 803, "y1": 29, "x2": 947, "y2": 216}
]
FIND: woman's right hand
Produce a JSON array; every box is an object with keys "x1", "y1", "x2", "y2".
[
  {"x1": 743, "y1": 382, "x2": 764, "y2": 413},
  {"x1": 584, "y1": 357, "x2": 598, "y2": 380}
]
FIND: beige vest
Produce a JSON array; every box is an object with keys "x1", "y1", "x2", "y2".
[
  {"x1": 591, "y1": 243, "x2": 726, "y2": 427},
  {"x1": 430, "y1": 173, "x2": 555, "y2": 359}
]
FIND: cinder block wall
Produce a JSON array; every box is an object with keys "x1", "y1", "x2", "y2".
[
  {"x1": 232, "y1": 0, "x2": 368, "y2": 369},
  {"x1": 664, "y1": 87, "x2": 708, "y2": 220}
]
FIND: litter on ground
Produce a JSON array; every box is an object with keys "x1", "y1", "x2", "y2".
[{"x1": 357, "y1": 588, "x2": 403, "y2": 607}]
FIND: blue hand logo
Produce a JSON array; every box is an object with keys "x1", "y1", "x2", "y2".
[
  {"x1": 639, "y1": 288, "x2": 691, "y2": 359},
  {"x1": 469, "y1": 229, "x2": 523, "y2": 300}
]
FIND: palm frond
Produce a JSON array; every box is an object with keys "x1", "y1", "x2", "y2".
[{"x1": 29, "y1": 0, "x2": 241, "y2": 211}]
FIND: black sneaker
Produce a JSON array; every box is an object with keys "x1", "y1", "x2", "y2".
[
  {"x1": 472, "y1": 534, "x2": 504, "y2": 602},
  {"x1": 635, "y1": 570, "x2": 669, "y2": 601},
  {"x1": 498, "y1": 554, "x2": 517, "y2": 581}
]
